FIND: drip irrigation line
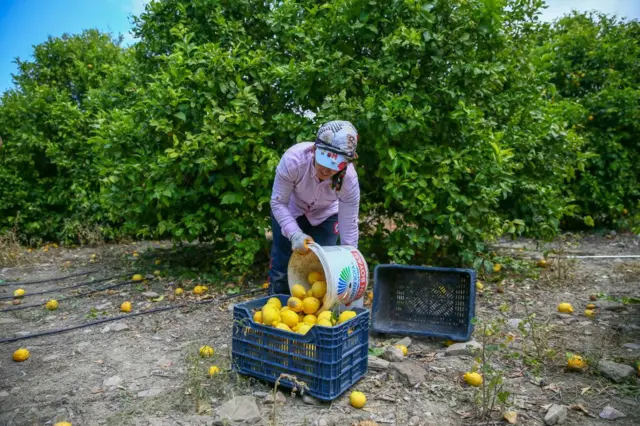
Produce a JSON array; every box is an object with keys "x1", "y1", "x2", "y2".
[
  {"x1": 0, "y1": 287, "x2": 266, "y2": 344},
  {"x1": 1, "y1": 278, "x2": 152, "y2": 312},
  {"x1": 0, "y1": 276, "x2": 118, "y2": 301},
  {"x1": 0, "y1": 269, "x2": 102, "y2": 286}
]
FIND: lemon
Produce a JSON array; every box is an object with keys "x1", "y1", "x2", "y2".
[
  {"x1": 262, "y1": 304, "x2": 281, "y2": 326},
  {"x1": 120, "y1": 301, "x2": 132, "y2": 312},
  {"x1": 13, "y1": 288, "x2": 25, "y2": 298},
  {"x1": 297, "y1": 324, "x2": 313, "y2": 335},
  {"x1": 312, "y1": 281, "x2": 327, "y2": 298},
  {"x1": 267, "y1": 297, "x2": 282, "y2": 309},
  {"x1": 291, "y1": 284, "x2": 307, "y2": 299},
  {"x1": 317, "y1": 319, "x2": 333, "y2": 327},
  {"x1": 275, "y1": 323, "x2": 292, "y2": 332},
  {"x1": 394, "y1": 344, "x2": 408, "y2": 356},
  {"x1": 281, "y1": 310, "x2": 299, "y2": 328},
  {"x1": 317, "y1": 311, "x2": 333, "y2": 322},
  {"x1": 586, "y1": 303, "x2": 596, "y2": 309},
  {"x1": 584, "y1": 309, "x2": 595, "y2": 318},
  {"x1": 303, "y1": 297, "x2": 321, "y2": 315},
  {"x1": 307, "y1": 289, "x2": 314, "y2": 298},
  {"x1": 463, "y1": 372, "x2": 483, "y2": 387},
  {"x1": 261, "y1": 282, "x2": 270, "y2": 289},
  {"x1": 153, "y1": 270, "x2": 161, "y2": 276},
  {"x1": 338, "y1": 310, "x2": 357, "y2": 324},
  {"x1": 557, "y1": 303, "x2": 574, "y2": 314},
  {"x1": 132, "y1": 251, "x2": 139, "y2": 257},
  {"x1": 287, "y1": 297, "x2": 304, "y2": 313},
  {"x1": 154, "y1": 259, "x2": 161, "y2": 265},
  {"x1": 280, "y1": 306, "x2": 290, "y2": 313},
  {"x1": 567, "y1": 354, "x2": 586, "y2": 371},
  {"x1": 208, "y1": 366, "x2": 220, "y2": 376},
  {"x1": 13, "y1": 348, "x2": 30, "y2": 362},
  {"x1": 537, "y1": 259, "x2": 548, "y2": 268},
  {"x1": 292, "y1": 324, "x2": 301, "y2": 332},
  {"x1": 476, "y1": 281, "x2": 484, "y2": 291},
  {"x1": 45, "y1": 299, "x2": 58, "y2": 310},
  {"x1": 174, "y1": 288, "x2": 184, "y2": 296},
  {"x1": 253, "y1": 311, "x2": 263, "y2": 324},
  {"x1": 493, "y1": 264, "x2": 502, "y2": 273},
  {"x1": 308, "y1": 271, "x2": 324, "y2": 285},
  {"x1": 303, "y1": 315, "x2": 317, "y2": 325},
  {"x1": 132, "y1": 274, "x2": 143, "y2": 282},
  {"x1": 349, "y1": 391, "x2": 366, "y2": 408},
  {"x1": 54, "y1": 422, "x2": 72, "y2": 426},
  {"x1": 199, "y1": 346, "x2": 214, "y2": 357}
]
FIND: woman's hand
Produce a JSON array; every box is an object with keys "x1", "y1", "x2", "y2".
[{"x1": 291, "y1": 231, "x2": 313, "y2": 254}]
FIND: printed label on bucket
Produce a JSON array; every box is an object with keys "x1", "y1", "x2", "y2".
[{"x1": 336, "y1": 250, "x2": 368, "y2": 303}]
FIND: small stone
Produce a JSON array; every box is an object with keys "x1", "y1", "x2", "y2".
[
  {"x1": 112, "y1": 322, "x2": 130, "y2": 332},
  {"x1": 314, "y1": 418, "x2": 329, "y2": 426},
  {"x1": 544, "y1": 404, "x2": 567, "y2": 425},
  {"x1": 594, "y1": 301, "x2": 626, "y2": 311},
  {"x1": 95, "y1": 302, "x2": 112, "y2": 310},
  {"x1": 101, "y1": 326, "x2": 111, "y2": 333},
  {"x1": 395, "y1": 337, "x2": 412, "y2": 347},
  {"x1": 263, "y1": 391, "x2": 286, "y2": 405},
  {"x1": 380, "y1": 345, "x2": 405, "y2": 362},
  {"x1": 445, "y1": 340, "x2": 482, "y2": 357},
  {"x1": 390, "y1": 362, "x2": 427, "y2": 387},
  {"x1": 507, "y1": 319, "x2": 522, "y2": 329},
  {"x1": 103, "y1": 375, "x2": 122, "y2": 387},
  {"x1": 503, "y1": 411, "x2": 517, "y2": 424},
  {"x1": 252, "y1": 391, "x2": 269, "y2": 398},
  {"x1": 597, "y1": 360, "x2": 635, "y2": 383},
  {"x1": 141, "y1": 291, "x2": 159, "y2": 298},
  {"x1": 599, "y1": 405, "x2": 626, "y2": 420},
  {"x1": 622, "y1": 343, "x2": 640, "y2": 350},
  {"x1": 14, "y1": 331, "x2": 31, "y2": 337},
  {"x1": 302, "y1": 394, "x2": 323, "y2": 405},
  {"x1": 10, "y1": 387, "x2": 21, "y2": 395},
  {"x1": 0, "y1": 318, "x2": 20, "y2": 324},
  {"x1": 227, "y1": 303, "x2": 235, "y2": 312},
  {"x1": 137, "y1": 388, "x2": 163, "y2": 398},
  {"x1": 214, "y1": 396, "x2": 261, "y2": 424},
  {"x1": 0, "y1": 390, "x2": 9, "y2": 399},
  {"x1": 368, "y1": 355, "x2": 390, "y2": 371},
  {"x1": 555, "y1": 313, "x2": 573, "y2": 320},
  {"x1": 409, "y1": 415, "x2": 420, "y2": 425}
]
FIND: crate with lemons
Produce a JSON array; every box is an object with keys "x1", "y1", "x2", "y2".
[{"x1": 232, "y1": 245, "x2": 370, "y2": 402}]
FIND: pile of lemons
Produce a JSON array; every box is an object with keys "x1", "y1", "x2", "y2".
[{"x1": 252, "y1": 271, "x2": 357, "y2": 335}]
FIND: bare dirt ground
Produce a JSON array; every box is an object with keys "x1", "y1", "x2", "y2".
[{"x1": 1, "y1": 233, "x2": 639, "y2": 426}]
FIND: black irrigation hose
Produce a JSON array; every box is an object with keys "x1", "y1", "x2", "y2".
[
  {"x1": 0, "y1": 287, "x2": 266, "y2": 344},
  {"x1": 0, "y1": 269, "x2": 102, "y2": 286},
  {"x1": 0, "y1": 276, "x2": 118, "y2": 301},
  {"x1": 1, "y1": 278, "x2": 151, "y2": 312}
]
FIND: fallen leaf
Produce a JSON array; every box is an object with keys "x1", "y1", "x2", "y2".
[
  {"x1": 455, "y1": 411, "x2": 474, "y2": 419},
  {"x1": 152, "y1": 295, "x2": 165, "y2": 302},
  {"x1": 196, "y1": 398, "x2": 211, "y2": 414},
  {"x1": 580, "y1": 387, "x2": 591, "y2": 395},
  {"x1": 503, "y1": 411, "x2": 518, "y2": 424},
  {"x1": 543, "y1": 384, "x2": 560, "y2": 393},
  {"x1": 570, "y1": 404, "x2": 591, "y2": 416}
]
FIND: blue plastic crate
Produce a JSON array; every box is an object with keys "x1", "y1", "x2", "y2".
[
  {"x1": 232, "y1": 295, "x2": 369, "y2": 401},
  {"x1": 371, "y1": 265, "x2": 476, "y2": 340}
]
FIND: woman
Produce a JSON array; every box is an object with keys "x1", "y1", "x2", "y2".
[{"x1": 268, "y1": 120, "x2": 360, "y2": 295}]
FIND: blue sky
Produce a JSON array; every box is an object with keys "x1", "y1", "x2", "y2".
[{"x1": 1, "y1": 0, "x2": 639, "y2": 93}]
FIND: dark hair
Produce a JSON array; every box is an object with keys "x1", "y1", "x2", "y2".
[{"x1": 331, "y1": 168, "x2": 347, "y2": 191}]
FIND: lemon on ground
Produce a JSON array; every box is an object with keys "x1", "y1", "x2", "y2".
[
  {"x1": 303, "y1": 314, "x2": 317, "y2": 325},
  {"x1": 557, "y1": 303, "x2": 574, "y2": 314},
  {"x1": 338, "y1": 310, "x2": 357, "y2": 324},
  {"x1": 193, "y1": 285, "x2": 206, "y2": 295},
  {"x1": 275, "y1": 323, "x2": 292, "y2": 332},
  {"x1": 317, "y1": 319, "x2": 333, "y2": 327},
  {"x1": 281, "y1": 310, "x2": 299, "y2": 328},
  {"x1": 287, "y1": 297, "x2": 304, "y2": 313},
  {"x1": 317, "y1": 311, "x2": 333, "y2": 322},
  {"x1": 132, "y1": 251, "x2": 139, "y2": 257},
  {"x1": 208, "y1": 366, "x2": 220, "y2": 376},
  {"x1": 308, "y1": 271, "x2": 324, "y2": 285},
  {"x1": 567, "y1": 354, "x2": 586, "y2": 371},
  {"x1": 132, "y1": 274, "x2": 143, "y2": 282},
  {"x1": 267, "y1": 297, "x2": 282, "y2": 309},
  {"x1": 45, "y1": 299, "x2": 58, "y2": 311},
  {"x1": 297, "y1": 324, "x2": 313, "y2": 335},
  {"x1": 262, "y1": 304, "x2": 281, "y2": 326},
  {"x1": 13, "y1": 348, "x2": 30, "y2": 362},
  {"x1": 476, "y1": 281, "x2": 484, "y2": 291},
  {"x1": 154, "y1": 259, "x2": 161, "y2": 265},
  {"x1": 120, "y1": 301, "x2": 132, "y2": 312},
  {"x1": 312, "y1": 281, "x2": 327, "y2": 298},
  {"x1": 303, "y1": 297, "x2": 321, "y2": 315},
  {"x1": 493, "y1": 264, "x2": 502, "y2": 273},
  {"x1": 463, "y1": 372, "x2": 483, "y2": 387},
  {"x1": 199, "y1": 346, "x2": 214, "y2": 357},
  {"x1": 584, "y1": 309, "x2": 595, "y2": 318},
  {"x1": 586, "y1": 303, "x2": 596, "y2": 309},
  {"x1": 349, "y1": 391, "x2": 366, "y2": 409},
  {"x1": 13, "y1": 288, "x2": 25, "y2": 298},
  {"x1": 394, "y1": 344, "x2": 408, "y2": 356},
  {"x1": 291, "y1": 284, "x2": 307, "y2": 299},
  {"x1": 261, "y1": 282, "x2": 269, "y2": 289},
  {"x1": 174, "y1": 288, "x2": 184, "y2": 296},
  {"x1": 253, "y1": 311, "x2": 263, "y2": 324},
  {"x1": 54, "y1": 423, "x2": 72, "y2": 426}
]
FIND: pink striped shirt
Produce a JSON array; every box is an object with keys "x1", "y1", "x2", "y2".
[{"x1": 270, "y1": 142, "x2": 360, "y2": 247}]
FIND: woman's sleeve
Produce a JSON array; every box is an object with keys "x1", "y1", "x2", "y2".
[
  {"x1": 270, "y1": 156, "x2": 302, "y2": 240},
  {"x1": 338, "y1": 173, "x2": 360, "y2": 247}
]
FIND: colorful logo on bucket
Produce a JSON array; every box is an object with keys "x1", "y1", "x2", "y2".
[{"x1": 337, "y1": 251, "x2": 367, "y2": 302}]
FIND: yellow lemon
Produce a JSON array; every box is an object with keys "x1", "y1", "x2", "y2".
[
  {"x1": 338, "y1": 310, "x2": 357, "y2": 324},
  {"x1": 120, "y1": 301, "x2": 132, "y2": 312},
  {"x1": 567, "y1": 354, "x2": 586, "y2": 371},
  {"x1": 13, "y1": 348, "x2": 30, "y2": 362},
  {"x1": 476, "y1": 281, "x2": 484, "y2": 291},
  {"x1": 174, "y1": 288, "x2": 184, "y2": 296},
  {"x1": 318, "y1": 311, "x2": 333, "y2": 322},
  {"x1": 537, "y1": 259, "x2": 548, "y2": 268},
  {"x1": 54, "y1": 422, "x2": 72, "y2": 426},
  {"x1": 558, "y1": 303, "x2": 574, "y2": 314},
  {"x1": 281, "y1": 310, "x2": 299, "y2": 328},
  {"x1": 154, "y1": 259, "x2": 161, "y2": 265},
  {"x1": 317, "y1": 319, "x2": 333, "y2": 327},
  {"x1": 193, "y1": 286, "x2": 205, "y2": 295},
  {"x1": 208, "y1": 366, "x2": 220, "y2": 376},
  {"x1": 199, "y1": 346, "x2": 214, "y2": 357},
  {"x1": 275, "y1": 323, "x2": 292, "y2": 332},
  {"x1": 261, "y1": 282, "x2": 269, "y2": 289},
  {"x1": 308, "y1": 271, "x2": 324, "y2": 285},
  {"x1": 45, "y1": 299, "x2": 58, "y2": 311},
  {"x1": 287, "y1": 297, "x2": 304, "y2": 313},
  {"x1": 312, "y1": 281, "x2": 327, "y2": 298},
  {"x1": 463, "y1": 372, "x2": 483, "y2": 387},
  {"x1": 307, "y1": 289, "x2": 314, "y2": 298},
  {"x1": 132, "y1": 251, "x2": 139, "y2": 257},
  {"x1": 267, "y1": 297, "x2": 282, "y2": 309},
  {"x1": 291, "y1": 284, "x2": 307, "y2": 299},
  {"x1": 280, "y1": 306, "x2": 290, "y2": 313},
  {"x1": 303, "y1": 314, "x2": 317, "y2": 325},
  {"x1": 349, "y1": 391, "x2": 366, "y2": 408},
  {"x1": 297, "y1": 324, "x2": 313, "y2": 335},
  {"x1": 132, "y1": 274, "x2": 143, "y2": 282},
  {"x1": 584, "y1": 309, "x2": 595, "y2": 318},
  {"x1": 302, "y1": 297, "x2": 321, "y2": 315},
  {"x1": 262, "y1": 304, "x2": 281, "y2": 326},
  {"x1": 394, "y1": 344, "x2": 408, "y2": 356},
  {"x1": 13, "y1": 288, "x2": 25, "y2": 298},
  {"x1": 253, "y1": 311, "x2": 263, "y2": 324},
  {"x1": 586, "y1": 303, "x2": 596, "y2": 309},
  {"x1": 493, "y1": 264, "x2": 502, "y2": 273}
]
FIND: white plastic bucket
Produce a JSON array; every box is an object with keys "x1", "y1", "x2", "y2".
[{"x1": 288, "y1": 243, "x2": 369, "y2": 312}]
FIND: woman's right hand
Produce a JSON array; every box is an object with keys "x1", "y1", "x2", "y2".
[{"x1": 291, "y1": 231, "x2": 313, "y2": 254}]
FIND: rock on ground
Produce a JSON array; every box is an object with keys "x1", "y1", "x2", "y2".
[
  {"x1": 544, "y1": 404, "x2": 568, "y2": 425},
  {"x1": 302, "y1": 394, "x2": 323, "y2": 406},
  {"x1": 214, "y1": 396, "x2": 261, "y2": 425},
  {"x1": 137, "y1": 388, "x2": 163, "y2": 398},
  {"x1": 622, "y1": 343, "x2": 640, "y2": 350},
  {"x1": 141, "y1": 291, "x2": 159, "y2": 298},
  {"x1": 368, "y1": 355, "x2": 390, "y2": 371},
  {"x1": 597, "y1": 360, "x2": 636, "y2": 383},
  {"x1": 599, "y1": 405, "x2": 626, "y2": 420},
  {"x1": 103, "y1": 375, "x2": 122, "y2": 387},
  {"x1": 380, "y1": 345, "x2": 404, "y2": 362},
  {"x1": 445, "y1": 340, "x2": 482, "y2": 357},
  {"x1": 594, "y1": 301, "x2": 626, "y2": 311},
  {"x1": 263, "y1": 391, "x2": 286, "y2": 405},
  {"x1": 395, "y1": 337, "x2": 412, "y2": 347},
  {"x1": 391, "y1": 362, "x2": 427, "y2": 387}
]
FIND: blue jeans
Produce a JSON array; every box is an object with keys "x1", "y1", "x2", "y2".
[{"x1": 269, "y1": 213, "x2": 339, "y2": 295}]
